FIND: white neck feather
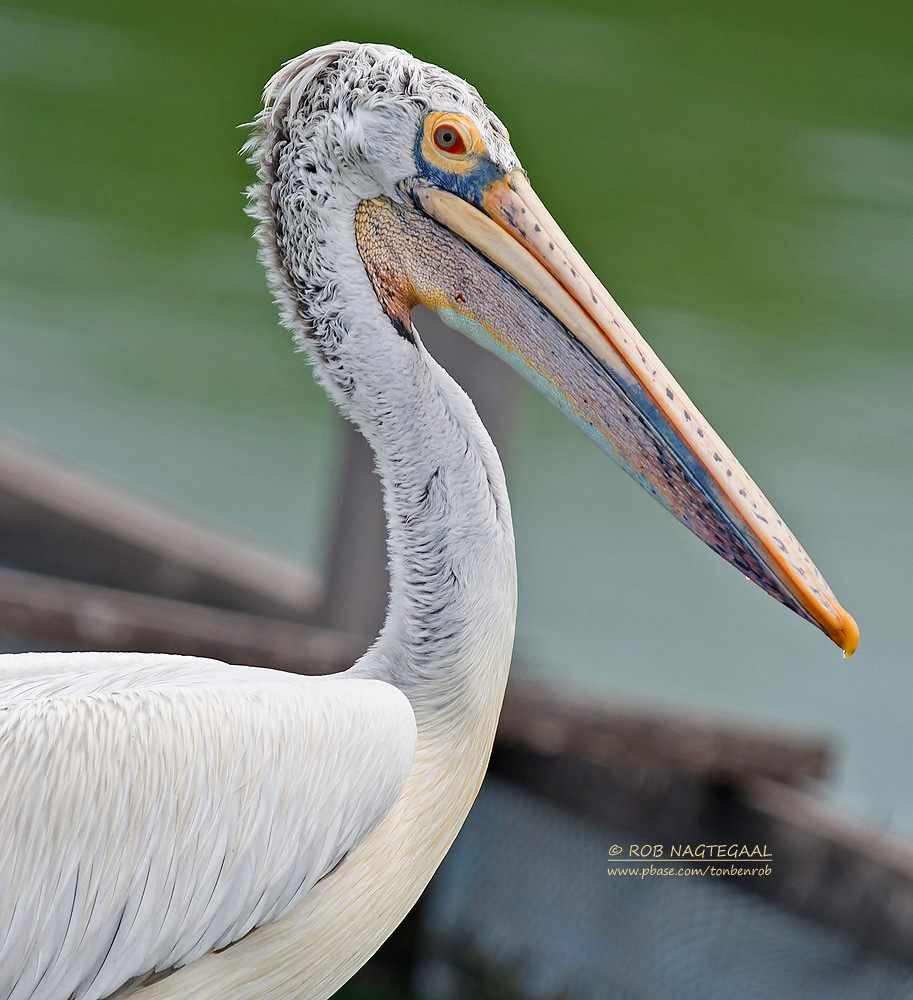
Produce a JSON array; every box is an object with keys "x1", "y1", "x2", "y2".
[
  {"x1": 259, "y1": 174, "x2": 518, "y2": 735},
  {"x1": 349, "y1": 337, "x2": 517, "y2": 733}
]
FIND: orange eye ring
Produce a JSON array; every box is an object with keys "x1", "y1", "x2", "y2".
[
  {"x1": 432, "y1": 123, "x2": 467, "y2": 155},
  {"x1": 422, "y1": 113, "x2": 484, "y2": 169}
]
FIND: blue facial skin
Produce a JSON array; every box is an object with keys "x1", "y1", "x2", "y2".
[{"x1": 413, "y1": 126, "x2": 503, "y2": 209}]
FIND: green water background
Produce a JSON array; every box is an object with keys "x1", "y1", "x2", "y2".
[{"x1": 1, "y1": 0, "x2": 911, "y2": 828}]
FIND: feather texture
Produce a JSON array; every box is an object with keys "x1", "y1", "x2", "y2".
[{"x1": 0, "y1": 653, "x2": 416, "y2": 1000}]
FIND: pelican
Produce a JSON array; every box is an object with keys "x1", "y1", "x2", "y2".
[{"x1": 0, "y1": 42, "x2": 857, "y2": 1000}]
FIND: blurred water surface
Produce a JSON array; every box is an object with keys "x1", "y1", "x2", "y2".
[{"x1": 0, "y1": 0, "x2": 911, "y2": 827}]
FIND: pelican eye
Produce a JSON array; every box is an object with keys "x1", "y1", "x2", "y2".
[
  {"x1": 420, "y1": 113, "x2": 484, "y2": 172},
  {"x1": 433, "y1": 123, "x2": 467, "y2": 155}
]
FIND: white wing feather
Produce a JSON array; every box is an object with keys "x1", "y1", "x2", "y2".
[{"x1": 0, "y1": 652, "x2": 417, "y2": 1000}]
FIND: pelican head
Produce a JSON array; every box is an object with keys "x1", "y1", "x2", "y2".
[{"x1": 248, "y1": 41, "x2": 857, "y2": 655}]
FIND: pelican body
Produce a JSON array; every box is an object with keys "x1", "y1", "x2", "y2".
[{"x1": 0, "y1": 43, "x2": 856, "y2": 1000}]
